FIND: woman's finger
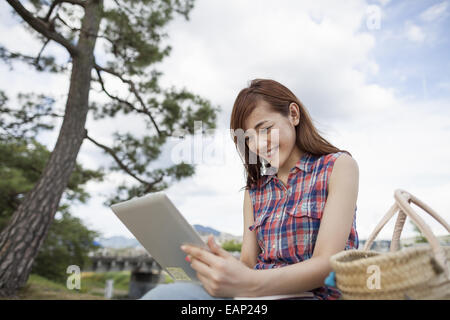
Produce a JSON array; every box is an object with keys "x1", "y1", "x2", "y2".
[
  {"x1": 207, "y1": 235, "x2": 232, "y2": 259},
  {"x1": 190, "y1": 256, "x2": 213, "y2": 278},
  {"x1": 181, "y1": 244, "x2": 222, "y2": 267},
  {"x1": 196, "y1": 272, "x2": 216, "y2": 296}
]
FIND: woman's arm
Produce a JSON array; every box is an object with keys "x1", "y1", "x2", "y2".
[
  {"x1": 244, "y1": 153, "x2": 360, "y2": 296},
  {"x1": 179, "y1": 190, "x2": 262, "y2": 298},
  {"x1": 240, "y1": 189, "x2": 261, "y2": 269}
]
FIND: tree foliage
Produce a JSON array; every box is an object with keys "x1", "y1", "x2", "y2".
[
  {"x1": 31, "y1": 211, "x2": 100, "y2": 283},
  {"x1": 0, "y1": 134, "x2": 103, "y2": 282},
  {"x1": 411, "y1": 221, "x2": 428, "y2": 244},
  {"x1": 1, "y1": 0, "x2": 220, "y2": 204},
  {"x1": 221, "y1": 240, "x2": 242, "y2": 253}
]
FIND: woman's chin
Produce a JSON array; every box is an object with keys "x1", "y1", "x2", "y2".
[{"x1": 268, "y1": 154, "x2": 281, "y2": 168}]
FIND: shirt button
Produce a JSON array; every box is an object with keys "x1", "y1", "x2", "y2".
[
  {"x1": 276, "y1": 214, "x2": 280, "y2": 219},
  {"x1": 272, "y1": 244, "x2": 276, "y2": 249}
]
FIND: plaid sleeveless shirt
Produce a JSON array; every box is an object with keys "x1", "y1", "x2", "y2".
[{"x1": 248, "y1": 151, "x2": 359, "y2": 300}]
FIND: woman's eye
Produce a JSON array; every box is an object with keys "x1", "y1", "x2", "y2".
[{"x1": 245, "y1": 125, "x2": 273, "y2": 143}]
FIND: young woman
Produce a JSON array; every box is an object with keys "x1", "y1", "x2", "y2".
[{"x1": 140, "y1": 79, "x2": 359, "y2": 300}]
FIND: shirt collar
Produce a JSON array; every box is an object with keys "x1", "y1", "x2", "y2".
[{"x1": 260, "y1": 152, "x2": 315, "y2": 188}]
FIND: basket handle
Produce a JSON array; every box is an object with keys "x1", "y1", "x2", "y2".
[{"x1": 363, "y1": 189, "x2": 450, "y2": 275}]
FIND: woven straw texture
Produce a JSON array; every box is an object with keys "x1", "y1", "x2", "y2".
[
  {"x1": 329, "y1": 189, "x2": 450, "y2": 300},
  {"x1": 331, "y1": 246, "x2": 450, "y2": 299}
]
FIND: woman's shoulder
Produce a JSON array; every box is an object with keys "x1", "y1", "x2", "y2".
[
  {"x1": 322, "y1": 151, "x2": 356, "y2": 166},
  {"x1": 327, "y1": 152, "x2": 359, "y2": 182},
  {"x1": 316, "y1": 152, "x2": 358, "y2": 178},
  {"x1": 333, "y1": 151, "x2": 357, "y2": 168}
]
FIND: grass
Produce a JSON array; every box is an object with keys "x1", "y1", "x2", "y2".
[
  {"x1": 159, "y1": 270, "x2": 174, "y2": 284},
  {"x1": 80, "y1": 271, "x2": 131, "y2": 294},
  {"x1": 3, "y1": 270, "x2": 174, "y2": 300},
  {"x1": 5, "y1": 271, "x2": 134, "y2": 300},
  {"x1": 9, "y1": 274, "x2": 105, "y2": 300}
]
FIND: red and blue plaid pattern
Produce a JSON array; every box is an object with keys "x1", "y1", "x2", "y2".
[{"x1": 248, "y1": 151, "x2": 359, "y2": 300}]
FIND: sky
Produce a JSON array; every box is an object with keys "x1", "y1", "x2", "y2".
[{"x1": 0, "y1": 0, "x2": 449, "y2": 241}]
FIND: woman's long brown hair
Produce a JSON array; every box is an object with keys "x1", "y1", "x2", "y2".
[{"x1": 230, "y1": 79, "x2": 351, "y2": 191}]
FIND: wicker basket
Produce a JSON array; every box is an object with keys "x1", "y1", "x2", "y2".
[{"x1": 330, "y1": 189, "x2": 450, "y2": 300}]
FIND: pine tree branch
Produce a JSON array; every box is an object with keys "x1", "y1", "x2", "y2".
[
  {"x1": 85, "y1": 133, "x2": 164, "y2": 189},
  {"x1": 94, "y1": 63, "x2": 163, "y2": 136},
  {"x1": 93, "y1": 67, "x2": 139, "y2": 112},
  {"x1": 35, "y1": 38, "x2": 51, "y2": 66},
  {"x1": 0, "y1": 101, "x2": 64, "y2": 137},
  {"x1": 6, "y1": 0, "x2": 79, "y2": 56},
  {"x1": 43, "y1": 0, "x2": 62, "y2": 22},
  {"x1": 54, "y1": 14, "x2": 76, "y2": 30},
  {"x1": 0, "y1": 45, "x2": 69, "y2": 72},
  {"x1": 44, "y1": 0, "x2": 87, "y2": 22},
  {"x1": 55, "y1": 14, "x2": 116, "y2": 45}
]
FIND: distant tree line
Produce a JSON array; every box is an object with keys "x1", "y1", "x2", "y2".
[{"x1": 221, "y1": 240, "x2": 242, "y2": 252}]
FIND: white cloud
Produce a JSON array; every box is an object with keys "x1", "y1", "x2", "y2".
[
  {"x1": 405, "y1": 21, "x2": 426, "y2": 43},
  {"x1": 155, "y1": 0, "x2": 382, "y2": 122},
  {"x1": 375, "y1": 0, "x2": 391, "y2": 7},
  {"x1": 420, "y1": 1, "x2": 448, "y2": 22},
  {"x1": 437, "y1": 81, "x2": 450, "y2": 91},
  {"x1": 326, "y1": 96, "x2": 450, "y2": 239}
]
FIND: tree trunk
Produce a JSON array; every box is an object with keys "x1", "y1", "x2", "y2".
[{"x1": 0, "y1": 1, "x2": 103, "y2": 297}]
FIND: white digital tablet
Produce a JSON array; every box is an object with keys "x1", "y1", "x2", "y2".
[{"x1": 110, "y1": 192, "x2": 209, "y2": 282}]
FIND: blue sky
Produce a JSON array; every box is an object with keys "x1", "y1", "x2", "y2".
[
  {"x1": 0, "y1": 0, "x2": 449, "y2": 241},
  {"x1": 368, "y1": 0, "x2": 450, "y2": 100}
]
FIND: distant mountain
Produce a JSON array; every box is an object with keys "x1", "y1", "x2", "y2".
[
  {"x1": 96, "y1": 236, "x2": 140, "y2": 249},
  {"x1": 193, "y1": 224, "x2": 221, "y2": 236},
  {"x1": 194, "y1": 225, "x2": 242, "y2": 245},
  {"x1": 96, "y1": 224, "x2": 232, "y2": 249}
]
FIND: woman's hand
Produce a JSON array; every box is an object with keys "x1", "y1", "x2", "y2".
[{"x1": 181, "y1": 235, "x2": 258, "y2": 298}]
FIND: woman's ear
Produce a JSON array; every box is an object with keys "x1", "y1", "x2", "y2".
[{"x1": 289, "y1": 103, "x2": 300, "y2": 126}]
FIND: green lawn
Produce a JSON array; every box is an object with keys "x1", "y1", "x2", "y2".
[
  {"x1": 6, "y1": 274, "x2": 104, "y2": 300},
  {"x1": 2, "y1": 270, "x2": 174, "y2": 300},
  {"x1": 5, "y1": 272, "x2": 131, "y2": 300},
  {"x1": 80, "y1": 271, "x2": 131, "y2": 296}
]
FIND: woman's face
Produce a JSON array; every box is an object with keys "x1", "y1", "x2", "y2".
[{"x1": 244, "y1": 100, "x2": 300, "y2": 169}]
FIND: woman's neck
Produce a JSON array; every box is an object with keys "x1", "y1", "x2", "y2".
[{"x1": 276, "y1": 145, "x2": 304, "y2": 179}]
